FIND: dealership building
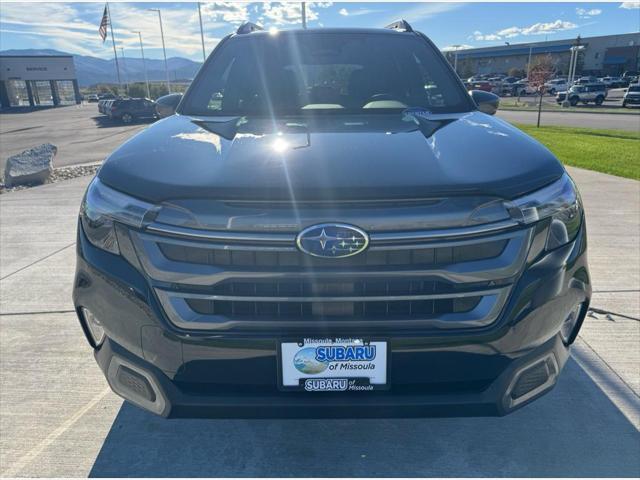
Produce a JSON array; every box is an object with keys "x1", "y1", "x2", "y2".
[
  {"x1": 0, "y1": 55, "x2": 81, "y2": 108},
  {"x1": 448, "y1": 32, "x2": 640, "y2": 77}
]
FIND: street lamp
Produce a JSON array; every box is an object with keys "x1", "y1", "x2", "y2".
[
  {"x1": 148, "y1": 8, "x2": 171, "y2": 93},
  {"x1": 450, "y1": 45, "x2": 462, "y2": 74},
  {"x1": 134, "y1": 31, "x2": 151, "y2": 99},
  {"x1": 197, "y1": 3, "x2": 206, "y2": 62},
  {"x1": 120, "y1": 47, "x2": 128, "y2": 94}
]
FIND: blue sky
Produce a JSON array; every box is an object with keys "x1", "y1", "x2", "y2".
[{"x1": 1, "y1": 2, "x2": 639, "y2": 60}]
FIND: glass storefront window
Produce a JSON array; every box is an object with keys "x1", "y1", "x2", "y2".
[
  {"x1": 5, "y1": 80, "x2": 30, "y2": 106},
  {"x1": 32, "y1": 81, "x2": 54, "y2": 106},
  {"x1": 56, "y1": 80, "x2": 76, "y2": 105}
]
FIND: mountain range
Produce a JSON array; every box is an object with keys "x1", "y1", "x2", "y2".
[{"x1": 0, "y1": 49, "x2": 203, "y2": 86}]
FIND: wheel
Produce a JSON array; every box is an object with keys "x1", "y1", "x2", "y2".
[
  {"x1": 549, "y1": 88, "x2": 556, "y2": 95},
  {"x1": 569, "y1": 96, "x2": 579, "y2": 106},
  {"x1": 520, "y1": 89, "x2": 527, "y2": 96},
  {"x1": 595, "y1": 96, "x2": 604, "y2": 105},
  {"x1": 622, "y1": 101, "x2": 627, "y2": 108},
  {"x1": 121, "y1": 112, "x2": 133, "y2": 124}
]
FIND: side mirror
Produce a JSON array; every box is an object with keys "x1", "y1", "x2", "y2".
[{"x1": 470, "y1": 90, "x2": 500, "y2": 115}]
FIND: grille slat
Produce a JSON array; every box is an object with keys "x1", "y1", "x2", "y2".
[{"x1": 158, "y1": 240, "x2": 508, "y2": 269}]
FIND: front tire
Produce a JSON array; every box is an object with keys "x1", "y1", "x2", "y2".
[
  {"x1": 121, "y1": 112, "x2": 133, "y2": 124},
  {"x1": 595, "y1": 95, "x2": 604, "y2": 105},
  {"x1": 569, "y1": 96, "x2": 579, "y2": 106},
  {"x1": 549, "y1": 88, "x2": 556, "y2": 95}
]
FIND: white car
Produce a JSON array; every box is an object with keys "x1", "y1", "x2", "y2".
[
  {"x1": 513, "y1": 80, "x2": 537, "y2": 96},
  {"x1": 544, "y1": 79, "x2": 568, "y2": 95}
]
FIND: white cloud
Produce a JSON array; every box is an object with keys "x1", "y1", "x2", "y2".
[
  {"x1": 0, "y1": 2, "x2": 223, "y2": 59},
  {"x1": 339, "y1": 8, "x2": 349, "y2": 16},
  {"x1": 470, "y1": 19, "x2": 578, "y2": 43},
  {"x1": 620, "y1": 2, "x2": 640, "y2": 9},
  {"x1": 200, "y1": 2, "x2": 249, "y2": 25},
  {"x1": 260, "y1": 2, "x2": 332, "y2": 26},
  {"x1": 389, "y1": 3, "x2": 463, "y2": 23},
  {"x1": 576, "y1": 8, "x2": 602, "y2": 17},
  {"x1": 345, "y1": 8, "x2": 381, "y2": 17},
  {"x1": 471, "y1": 31, "x2": 502, "y2": 41},
  {"x1": 442, "y1": 44, "x2": 473, "y2": 51}
]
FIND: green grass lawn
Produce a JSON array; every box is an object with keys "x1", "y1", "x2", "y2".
[{"x1": 515, "y1": 124, "x2": 640, "y2": 180}]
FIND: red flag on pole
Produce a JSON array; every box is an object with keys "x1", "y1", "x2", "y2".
[{"x1": 99, "y1": 5, "x2": 109, "y2": 42}]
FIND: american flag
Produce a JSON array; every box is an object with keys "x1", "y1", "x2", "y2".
[{"x1": 98, "y1": 5, "x2": 109, "y2": 43}]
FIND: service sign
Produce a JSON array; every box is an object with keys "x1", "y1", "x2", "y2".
[{"x1": 280, "y1": 338, "x2": 387, "y2": 392}]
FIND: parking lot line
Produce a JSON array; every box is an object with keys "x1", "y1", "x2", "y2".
[{"x1": 1, "y1": 386, "x2": 111, "y2": 477}]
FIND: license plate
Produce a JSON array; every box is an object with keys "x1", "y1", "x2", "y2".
[{"x1": 279, "y1": 338, "x2": 388, "y2": 392}]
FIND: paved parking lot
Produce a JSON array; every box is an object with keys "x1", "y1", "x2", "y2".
[
  {"x1": 0, "y1": 104, "x2": 150, "y2": 172},
  {"x1": 0, "y1": 167, "x2": 638, "y2": 477}
]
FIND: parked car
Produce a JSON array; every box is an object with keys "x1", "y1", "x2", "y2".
[
  {"x1": 574, "y1": 76, "x2": 598, "y2": 85},
  {"x1": 74, "y1": 21, "x2": 589, "y2": 419},
  {"x1": 98, "y1": 98, "x2": 113, "y2": 114},
  {"x1": 556, "y1": 83, "x2": 607, "y2": 106},
  {"x1": 544, "y1": 79, "x2": 568, "y2": 95},
  {"x1": 86, "y1": 94, "x2": 99, "y2": 103},
  {"x1": 512, "y1": 80, "x2": 537, "y2": 96},
  {"x1": 499, "y1": 76, "x2": 520, "y2": 95},
  {"x1": 155, "y1": 93, "x2": 183, "y2": 118},
  {"x1": 108, "y1": 98, "x2": 157, "y2": 123},
  {"x1": 598, "y1": 77, "x2": 626, "y2": 89},
  {"x1": 466, "y1": 80, "x2": 493, "y2": 92},
  {"x1": 622, "y1": 84, "x2": 640, "y2": 108}
]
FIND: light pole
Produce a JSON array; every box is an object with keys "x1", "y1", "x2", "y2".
[
  {"x1": 526, "y1": 45, "x2": 533, "y2": 79},
  {"x1": 449, "y1": 45, "x2": 462, "y2": 75},
  {"x1": 120, "y1": 47, "x2": 128, "y2": 94},
  {"x1": 135, "y1": 31, "x2": 151, "y2": 99},
  {"x1": 301, "y1": 2, "x2": 307, "y2": 29},
  {"x1": 148, "y1": 8, "x2": 171, "y2": 93},
  {"x1": 197, "y1": 3, "x2": 206, "y2": 62}
]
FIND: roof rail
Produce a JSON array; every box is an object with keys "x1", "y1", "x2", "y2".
[
  {"x1": 384, "y1": 19, "x2": 413, "y2": 32},
  {"x1": 236, "y1": 22, "x2": 263, "y2": 35}
]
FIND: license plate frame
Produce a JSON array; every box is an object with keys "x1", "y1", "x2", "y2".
[{"x1": 277, "y1": 337, "x2": 390, "y2": 392}]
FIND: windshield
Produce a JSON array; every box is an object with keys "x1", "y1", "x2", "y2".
[
  {"x1": 628, "y1": 86, "x2": 640, "y2": 92},
  {"x1": 181, "y1": 32, "x2": 473, "y2": 116}
]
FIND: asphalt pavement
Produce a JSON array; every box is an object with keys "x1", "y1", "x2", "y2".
[
  {"x1": 0, "y1": 104, "x2": 149, "y2": 172},
  {"x1": 0, "y1": 167, "x2": 638, "y2": 477}
]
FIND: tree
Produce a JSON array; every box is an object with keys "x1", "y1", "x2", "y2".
[
  {"x1": 507, "y1": 67, "x2": 526, "y2": 78},
  {"x1": 528, "y1": 55, "x2": 557, "y2": 127}
]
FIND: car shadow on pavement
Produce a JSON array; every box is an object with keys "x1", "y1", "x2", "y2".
[
  {"x1": 91, "y1": 116, "x2": 156, "y2": 129},
  {"x1": 88, "y1": 358, "x2": 640, "y2": 478}
]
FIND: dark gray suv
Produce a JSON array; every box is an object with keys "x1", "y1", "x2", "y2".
[{"x1": 74, "y1": 21, "x2": 590, "y2": 418}]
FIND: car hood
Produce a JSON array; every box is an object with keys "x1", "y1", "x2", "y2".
[{"x1": 98, "y1": 111, "x2": 564, "y2": 203}]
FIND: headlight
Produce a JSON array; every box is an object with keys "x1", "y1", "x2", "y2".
[
  {"x1": 506, "y1": 173, "x2": 582, "y2": 251},
  {"x1": 80, "y1": 178, "x2": 155, "y2": 254}
]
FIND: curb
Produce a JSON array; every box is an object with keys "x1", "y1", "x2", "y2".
[{"x1": 499, "y1": 107, "x2": 640, "y2": 116}]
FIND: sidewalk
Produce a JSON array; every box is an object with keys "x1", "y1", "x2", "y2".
[{"x1": 0, "y1": 170, "x2": 638, "y2": 476}]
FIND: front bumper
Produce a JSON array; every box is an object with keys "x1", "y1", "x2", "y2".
[{"x1": 73, "y1": 220, "x2": 590, "y2": 418}]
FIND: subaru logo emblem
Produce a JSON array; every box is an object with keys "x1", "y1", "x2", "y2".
[{"x1": 296, "y1": 223, "x2": 369, "y2": 258}]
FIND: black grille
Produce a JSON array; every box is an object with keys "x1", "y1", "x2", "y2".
[
  {"x1": 185, "y1": 296, "x2": 482, "y2": 319},
  {"x1": 158, "y1": 240, "x2": 508, "y2": 268},
  {"x1": 202, "y1": 278, "x2": 479, "y2": 297}
]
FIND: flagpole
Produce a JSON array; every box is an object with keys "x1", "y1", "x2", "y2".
[{"x1": 107, "y1": 3, "x2": 122, "y2": 87}]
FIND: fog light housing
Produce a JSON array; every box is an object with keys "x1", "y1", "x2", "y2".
[
  {"x1": 81, "y1": 307, "x2": 105, "y2": 347},
  {"x1": 561, "y1": 303, "x2": 584, "y2": 344}
]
